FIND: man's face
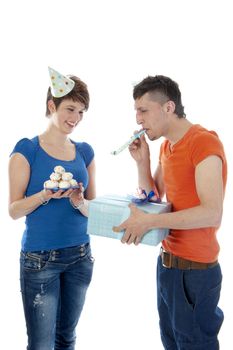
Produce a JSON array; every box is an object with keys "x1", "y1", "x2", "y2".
[{"x1": 134, "y1": 92, "x2": 169, "y2": 141}]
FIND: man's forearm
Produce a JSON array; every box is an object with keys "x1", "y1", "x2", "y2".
[
  {"x1": 146, "y1": 205, "x2": 222, "y2": 230},
  {"x1": 137, "y1": 163, "x2": 155, "y2": 193}
]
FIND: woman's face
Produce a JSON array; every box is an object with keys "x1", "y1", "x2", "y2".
[{"x1": 48, "y1": 99, "x2": 86, "y2": 134}]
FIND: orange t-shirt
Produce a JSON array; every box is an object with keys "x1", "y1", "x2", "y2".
[{"x1": 160, "y1": 124, "x2": 227, "y2": 262}]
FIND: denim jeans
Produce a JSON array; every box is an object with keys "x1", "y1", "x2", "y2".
[
  {"x1": 20, "y1": 243, "x2": 94, "y2": 350},
  {"x1": 157, "y1": 256, "x2": 223, "y2": 350}
]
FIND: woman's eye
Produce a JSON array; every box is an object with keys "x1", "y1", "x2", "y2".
[{"x1": 67, "y1": 108, "x2": 74, "y2": 112}]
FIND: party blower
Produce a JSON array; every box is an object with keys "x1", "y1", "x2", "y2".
[{"x1": 111, "y1": 129, "x2": 146, "y2": 155}]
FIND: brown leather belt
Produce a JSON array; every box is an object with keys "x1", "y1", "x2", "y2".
[{"x1": 160, "y1": 247, "x2": 218, "y2": 270}]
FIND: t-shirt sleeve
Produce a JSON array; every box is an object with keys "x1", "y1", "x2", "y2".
[
  {"x1": 189, "y1": 131, "x2": 225, "y2": 167},
  {"x1": 79, "y1": 142, "x2": 95, "y2": 167},
  {"x1": 10, "y1": 138, "x2": 37, "y2": 166}
]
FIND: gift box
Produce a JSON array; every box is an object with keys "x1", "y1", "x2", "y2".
[{"x1": 87, "y1": 195, "x2": 171, "y2": 246}]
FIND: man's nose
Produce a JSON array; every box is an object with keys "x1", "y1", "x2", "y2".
[{"x1": 136, "y1": 113, "x2": 143, "y2": 125}]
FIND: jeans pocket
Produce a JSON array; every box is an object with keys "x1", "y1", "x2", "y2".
[
  {"x1": 87, "y1": 253, "x2": 95, "y2": 263},
  {"x1": 85, "y1": 250, "x2": 95, "y2": 264},
  {"x1": 21, "y1": 251, "x2": 48, "y2": 271},
  {"x1": 79, "y1": 245, "x2": 95, "y2": 264},
  {"x1": 181, "y1": 271, "x2": 196, "y2": 311}
]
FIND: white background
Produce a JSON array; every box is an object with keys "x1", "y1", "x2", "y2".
[{"x1": 1, "y1": 0, "x2": 232, "y2": 349}]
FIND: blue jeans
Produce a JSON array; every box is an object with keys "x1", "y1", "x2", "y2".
[
  {"x1": 157, "y1": 256, "x2": 223, "y2": 350},
  {"x1": 20, "y1": 243, "x2": 94, "y2": 350}
]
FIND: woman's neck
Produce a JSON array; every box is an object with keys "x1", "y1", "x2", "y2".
[{"x1": 40, "y1": 128, "x2": 71, "y2": 147}]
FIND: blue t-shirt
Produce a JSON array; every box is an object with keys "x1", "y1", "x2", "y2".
[{"x1": 11, "y1": 136, "x2": 94, "y2": 252}]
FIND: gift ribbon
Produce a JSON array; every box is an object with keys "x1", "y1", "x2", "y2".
[{"x1": 131, "y1": 190, "x2": 161, "y2": 204}]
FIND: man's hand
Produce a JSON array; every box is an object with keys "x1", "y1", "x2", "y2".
[
  {"x1": 112, "y1": 203, "x2": 151, "y2": 245},
  {"x1": 129, "y1": 132, "x2": 150, "y2": 164}
]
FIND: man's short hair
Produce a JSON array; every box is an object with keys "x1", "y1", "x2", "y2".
[{"x1": 133, "y1": 75, "x2": 185, "y2": 118}]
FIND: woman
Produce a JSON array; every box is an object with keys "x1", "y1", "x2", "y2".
[{"x1": 8, "y1": 67, "x2": 95, "y2": 350}]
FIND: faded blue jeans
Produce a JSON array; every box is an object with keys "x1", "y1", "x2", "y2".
[
  {"x1": 157, "y1": 255, "x2": 223, "y2": 350},
  {"x1": 20, "y1": 243, "x2": 94, "y2": 350}
]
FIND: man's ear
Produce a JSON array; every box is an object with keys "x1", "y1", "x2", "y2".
[
  {"x1": 165, "y1": 100, "x2": 176, "y2": 114},
  {"x1": 47, "y1": 100, "x2": 56, "y2": 114}
]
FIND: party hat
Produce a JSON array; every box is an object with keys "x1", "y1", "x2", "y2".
[{"x1": 48, "y1": 67, "x2": 75, "y2": 98}]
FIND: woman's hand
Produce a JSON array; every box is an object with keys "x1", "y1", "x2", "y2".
[
  {"x1": 42, "y1": 183, "x2": 84, "y2": 202},
  {"x1": 68, "y1": 183, "x2": 89, "y2": 217},
  {"x1": 68, "y1": 182, "x2": 85, "y2": 204}
]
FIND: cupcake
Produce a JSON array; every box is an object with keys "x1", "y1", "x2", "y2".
[
  {"x1": 44, "y1": 180, "x2": 59, "y2": 191},
  {"x1": 50, "y1": 172, "x2": 61, "y2": 181},
  {"x1": 69, "y1": 179, "x2": 79, "y2": 188},
  {"x1": 44, "y1": 166, "x2": 78, "y2": 193},
  {"x1": 62, "y1": 172, "x2": 73, "y2": 181},
  {"x1": 54, "y1": 165, "x2": 65, "y2": 174},
  {"x1": 58, "y1": 180, "x2": 71, "y2": 190}
]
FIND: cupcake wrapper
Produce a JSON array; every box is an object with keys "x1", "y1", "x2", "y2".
[
  {"x1": 71, "y1": 185, "x2": 79, "y2": 189},
  {"x1": 44, "y1": 187, "x2": 59, "y2": 192}
]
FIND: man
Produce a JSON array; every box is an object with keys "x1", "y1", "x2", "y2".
[{"x1": 113, "y1": 75, "x2": 227, "y2": 350}]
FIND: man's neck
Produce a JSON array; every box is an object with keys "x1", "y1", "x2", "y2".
[{"x1": 165, "y1": 118, "x2": 193, "y2": 146}]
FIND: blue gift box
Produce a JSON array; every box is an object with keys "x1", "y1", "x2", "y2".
[{"x1": 87, "y1": 195, "x2": 171, "y2": 246}]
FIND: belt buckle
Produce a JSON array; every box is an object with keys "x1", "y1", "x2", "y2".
[{"x1": 161, "y1": 247, "x2": 172, "y2": 268}]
